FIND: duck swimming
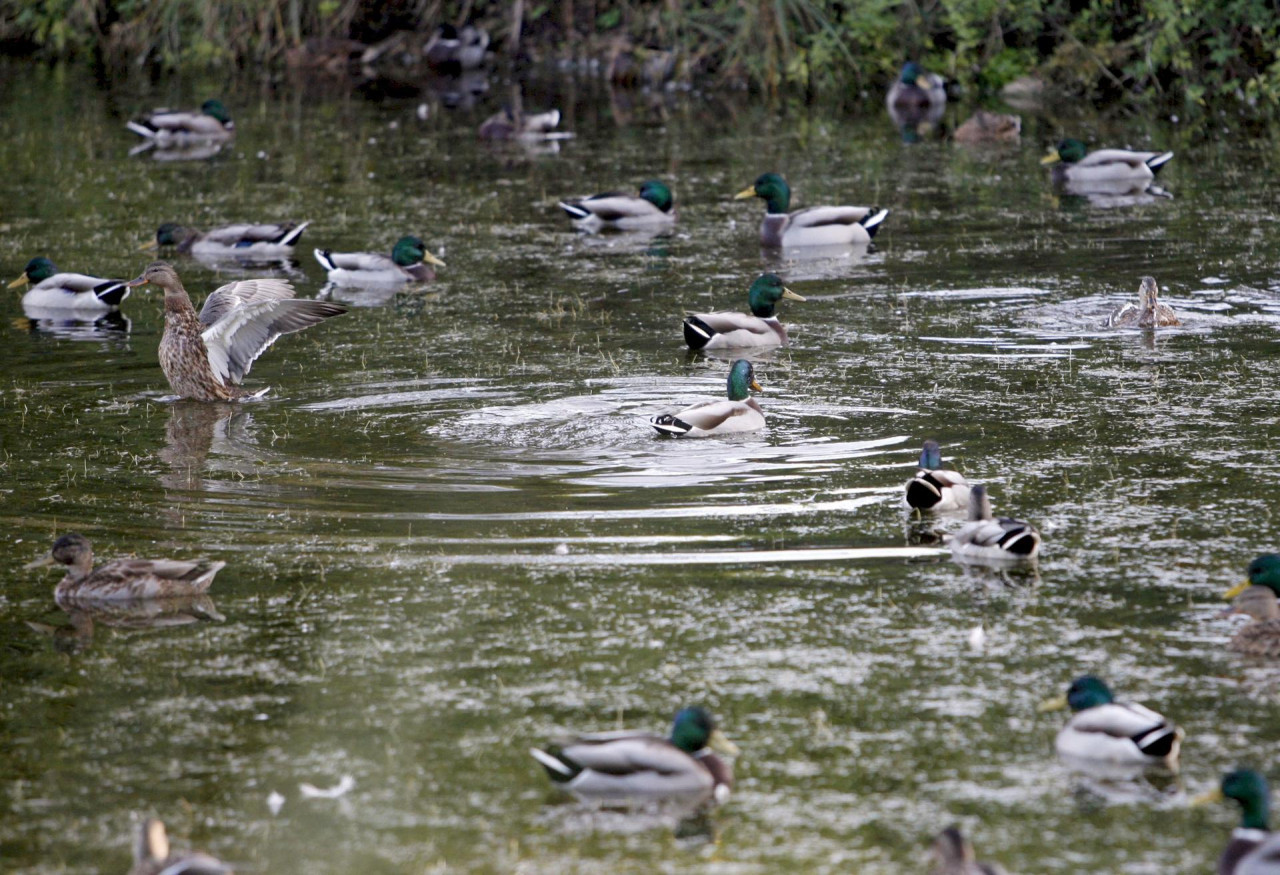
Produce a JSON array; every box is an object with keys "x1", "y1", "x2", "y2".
[
  {"x1": 734, "y1": 173, "x2": 888, "y2": 248},
  {"x1": 559, "y1": 179, "x2": 676, "y2": 231},
  {"x1": 25, "y1": 532, "x2": 225, "y2": 603},
  {"x1": 683, "y1": 273, "x2": 804, "y2": 351},
  {"x1": 950, "y1": 485, "x2": 1040, "y2": 560},
  {"x1": 1041, "y1": 138, "x2": 1173, "y2": 186},
  {"x1": 146, "y1": 222, "x2": 310, "y2": 260},
  {"x1": 651, "y1": 360, "x2": 765, "y2": 437},
  {"x1": 314, "y1": 236, "x2": 446, "y2": 285},
  {"x1": 904, "y1": 440, "x2": 971, "y2": 513},
  {"x1": 126, "y1": 99, "x2": 235, "y2": 143},
  {"x1": 1109, "y1": 276, "x2": 1179, "y2": 327},
  {"x1": 1193, "y1": 769, "x2": 1275, "y2": 875},
  {"x1": 8, "y1": 256, "x2": 129, "y2": 311},
  {"x1": 929, "y1": 826, "x2": 1008, "y2": 875},
  {"x1": 1038, "y1": 675, "x2": 1182, "y2": 766}
]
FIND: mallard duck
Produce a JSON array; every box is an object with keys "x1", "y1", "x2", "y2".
[
  {"x1": 950, "y1": 485, "x2": 1040, "y2": 560},
  {"x1": 1222, "y1": 586, "x2": 1280, "y2": 657},
  {"x1": 126, "y1": 261, "x2": 348, "y2": 401},
  {"x1": 145, "y1": 222, "x2": 310, "y2": 259},
  {"x1": 1193, "y1": 769, "x2": 1275, "y2": 874},
  {"x1": 559, "y1": 179, "x2": 676, "y2": 230},
  {"x1": 424, "y1": 23, "x2": 489, "y2": 72},
  {"x1": 904, "y1": 440, "x2": 971, "y2": 513},
  {"x1": 530, "y1": 706, "x2": 738, "y2": 803},
  {"x1": 126, "y1": 100, "x2": 235, "y2": 143},
  {"x1": 651, "y1": 360, "x2": 765, "y2": 437},
  {"x1": 954, "y1": 111, "x2": 1021, "y2": 144},
  {"x1": 1110, "y1": 276, "x2": 1180, "y2": 327},
  {"x1": 8, "y1": 257, "x2": 128, "y2": 311},
  {"x1": 1038, "y1": 675, "x2": 1182, "y2": 765},
  {"x1": 130, "y1": 818, "x2": 232, "y2": 875},
  {"x1": 1041, "y1": 139, "x2": 1173, "y2": 185},
  {"x1": 24, "y1": 533, "x2": 225, "y2": 602},
  {"x1": 313, "y1": 236, "x2": 445, "y2": 285},
  {"x1": 887, "y1": 62, "x2": 947, "y2": 111},
  {"x1": 683, "y1": 273, "x2": 804, "y2": 351},
  {"x1": 478, "y1": 106, "x2": 561, "y2": 139},
  {"x1": 929, "y1": 826, "x2": 1008, "y2": 875},
  {"x1": 734, "y1": 173, "x2": 888, "y2": 248},
  {"x1": 1226, "y1": 555, "x2": 1280, "y2": 601}
]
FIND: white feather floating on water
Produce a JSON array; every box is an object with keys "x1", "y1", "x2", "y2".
[
  {"x1": 267, "y1": 791, "x2": 285, "y2": 815},
  {"x1": 967, "y1": 625, "x2": 987, "y2": 651},
  {"x1": 299, "y1": 775, "x2": 355, "y2": 800}
]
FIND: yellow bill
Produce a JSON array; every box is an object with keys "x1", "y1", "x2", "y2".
[
  {"x1": 708, "y1": 728, "x2": 740, "y2": 757},
  {"x1": 733, "y1": 185, "x2": 757, "y2": 200},
  {"x1": 1190, "y1": 786, "x2": 1224, "y2": 807},
  {"x1": 782, "y1": 288, "x2": 805, "y2": 302},
  {"x1": 1037, "y1": 694, "x2": 1068, "y2": 713},
  {"x1": 423, "y1": 251, "x2": 446, "y2": 267},
  {"x1": 1224, "y1": 580, "x2": 1250, "y2": 600},
  {"x1": 138, "y1": 238, "x2": 159, "y2": 252},
  {"x1": 8, "y1": 274, "x2": 29, "y2": 289},
  {"x1": 749, "y1": 378, "x2": 763, "y2": 392},
  {"x1": 1040, "y1": 151, "x2": 1062, "y2": 165}
]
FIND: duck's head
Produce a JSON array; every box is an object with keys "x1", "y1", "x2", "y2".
[
  {"x1": 392, "y1": 236, "x2": 446, "y2": 268},
  {"x1": 930, "y1": 826, "x2": 976, "y2": 867},
  {"x1": 1225, "y1": 554, "x2": 1280, "y2": 600},
  {"x1": 899, "y1": 61, "x2": 923, "y2": 85},
  {"x1": 747, "y1": 273, "x2": 804, "y2": 318},
  {"x1": 726, "y1": 359, "x2": 762, "y2": 402},
  {"x1": 8, "y1": 256, "x2": 56, "y2": 289},
  {"x1": 966, "y1": 484, "x2": 993, "y2": 522},
  {"x1": 735, "y1": 172, "x2": 791, "y2": 214},
  {"x1": 127, "y1": 261, "x2": 184, "y2": 294},
  {"x1": 142, "y1": 223, "x2": 196, "y2": 252},
  {"x1": 671, "y1": 706, "x2": 739, "y2": 756},
  {"x1": 919, "y1": 439, "x2": 943, "y2": 471},
  {"x1": 1138, "y1": 276, "x2": 1160, "y2": 309},
  {"x1": 200, "y1": 99, "x2": 233, "y2": 126},
  {"x1": 1193, "y1": 769, "x2": 1271, "y2": 830},
  {"x1": 134, "y1": 818, "x2": 170, "y2": 865},
  {"x1": 1042, "y1": 138, "x2": 1087, "y2": 165},
  {"x1": 25, "y1": 532, "x2": 94, "y2": 573},
  {"x1": 1222, "y1": 585, "x2": 1280, "y2": 622},
  {"x1": 1039, "y1": 675, "x2": 1113, "y2": 714},
  {"x1": 638, "y1": 179, "x2": 674, "y2": 213}
]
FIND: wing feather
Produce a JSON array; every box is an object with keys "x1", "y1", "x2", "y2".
[
  {"x1": 560, "y1": 735, "x2": 696, "y2": 775},
  {"x1": 1067, "y1": 702, "x2": 1167, "y2": 738},
  {"x1": 787, "y1": 205, "x2": 875, "y2": 229},
  {"x1": 317, "y1": 251, "x2": 398, "y2": 272}
]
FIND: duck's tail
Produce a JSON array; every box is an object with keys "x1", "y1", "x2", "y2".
[
  {"x1": 905, "y1": 475, "x2": 942, "y2": 510},
  {"x1": 1133, "y1": 723, "x2": 1182, "y2": 760},
  {"x1": 860, "y1": 208, "x2": 890, "y2": 239},
  {"x1": 530, "y1": 747, "x2": 581, "y2": 783},
  {"x1": 682, "y1": 316, "x2": 714, "y2": 350},
  {"x1": 558, "y1": 201, "x2": 592, "y2": 221},
  {"x1": 651, "y1": 414, "x2": 692, "y2": 436},
  {"x1": 126, "y1": 120, "x2": 157, "y2": 139},
  {"x1": 1146, "y1": 152, "x2": 1174, "y2": 174},
  {"x1": 314, "y1": 248, "x2": 337, "y2": 271},
  {"x1": 998, "y1": 525, "x2": 1040, "y2": 556},
  {"x1": 94, "y1": 280, "x2": 131, "y2": 308},
  {"x1": 279, "y1": 221, "x2": 310, "y2": 246}
]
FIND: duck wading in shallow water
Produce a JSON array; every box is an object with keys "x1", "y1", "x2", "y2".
[
  {"x1": 1041, "y1": 138, "x2": 1173, "y2": 186},
  {"x1": 929, "y1": 826, "x2": 1009, "y2": 875},
  {"x1": 1038, "y1": 675, "x2": 1183, "y2": 766},
  {"x1": 904, "y1": 440, "x2": 971, "y2": 513},
  {"x1": 127, "y1": 261, "x2": 348, "y2": 401},
  {"x1": 314, "y1": 236, "x2": 446, "y2": 285},
  {"x1": 8, "y1": 256, "x2": 129, "y2": 311},
  {"x1": 651, "y1": 360, "x2": 765, "y2": 437},
  {"x1": 25, "y1": 532, "x2": 225, "y2": 602},
  {"x1": 1110, "y1": 276, "x2": 1180, "y2": 327},
  {"x1": 145, "y1": 222, "x2": 310, "y2": 260},
  {"x1": 950, "y1": 485, "x2": 1040, "y2": 561},
  {"x1": 558, "y1": 179, "x2": 676, "y2": 231},
  {"x1": 129, "y1": 818, "x2": 233, "y2": 875},
  {"x1": 734, "y1": 173, "x2": 888, "y2": 247},
  {"x1": 126, "y1": 99, "x2": 235, "y2": 143},
  {"x1": 530, "y1": 706, "x2": 738, "y2": 803},
  {"x1": 683, "y1": 273, "x2": 805, "y2": 351},
  {"x1": 1193, "y1": 769, "x2": 1279, "y2": 875}
]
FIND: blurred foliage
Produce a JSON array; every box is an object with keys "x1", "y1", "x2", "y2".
[{"x1": 3, "y1": 0, "x2": 1280, "y2": 111}]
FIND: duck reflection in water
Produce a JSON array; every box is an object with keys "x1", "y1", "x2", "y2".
[{"x1": 160, "y1": 401, "x2": 247, "y2": 491}]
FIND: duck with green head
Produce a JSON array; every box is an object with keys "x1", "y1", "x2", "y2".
[
  {"x1": 127, "y1": 99, "x2": 235, "y2": 143},
  {"x1": 887, "y1": 61, "x2": 947, "y2": 111},
  {"x1": 1038, "y1": 675, "x2": 1182, "y2": 766},
  {"x1": 1226, "y1": 554, "x2": 1280, "y2": 601},
  {"x1": 531, "y1": 706, "x2": 739, "y2": 803},
  {"x1": 9, "y1": 256, "x2": 129, "y2": 312},
  {"x1": 651, "y1": 360, "x2": 765, "y2": 437},
  {"x1": 683, "y1": 273, "x2": 805, "y2": 351},
  {"x1": 314, "y1": 236, "x2": 446, "y2": 286},
  {"x1": 1219, "y1": 555, "x2": 1280, "y2": 658},
  {"x1": 145, "y1": 221, "x2": 310, "y2": 261},
  {"x1": 559, "y1": 179, "x2": 676, "y2": 231},
  {"x1": 734, "y1": 172, "x2": 888, "y2": 248},
  {"x1": 1193, "y1": 769, "x2": 1277, "y2": 874},
  {"x1": 950, "y1": 485, "x2": 1040, "y2": 562},
  {"x1": 1041, "y1": 138, "x2": 1173, "y2": 186},
  {"x1": 904, "y1": 440, "x2": 971, "y2": 513}
]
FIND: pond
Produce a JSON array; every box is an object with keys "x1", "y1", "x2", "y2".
[{"x1": 2, "y1": 59, "x2": 1280, "y2": 873}]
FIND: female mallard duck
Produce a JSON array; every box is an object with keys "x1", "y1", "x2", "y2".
[
  {"x1": 929, "y1": 826, "x2": 1008, "y2": 875},
  {"x1": 559, "y1": 179, "x2": 676, "y2": 230},
  {"x1": 531, "y1": 706, "x2": 738, "y2": 803},
  {"x1": 904, "y1": 440, "x2": 971, "y2": 512},
  {"x1": 126, "y1": 99, "x2": 235, "y2": 143},
  {"x1": 8, "y1": 257, "x2": 129, "y2": 311},
  {"x1": 1041, "y1": 139, "x2": 1173, "y2": 185},
  {"x1": 887, "y1": 62, "x2": 947, "y2": 111},
  {"x1": 1222, "y1": 586, "x2": 1280, "y2": 657},
  {"x1": 424, "y1": 23, "x2": 489, "y2": 72},
  {"x1": 683, "y1": 273, "x2": 805, "y2": 351},
  {"x1": 954, "y1": 111, "x2": 1021, "y2": 144},
  {"x1": 651, "y1": 360, "x2": 765, "y2": 437},
  {"x1": 146, "y1": 222, "x2": 310, "y2": 260},
  {"x1": 734, "y1": 173, "x2": 888, "y2": 247},
  {"x1": 127, "y1": 261, "x2": 348, "y2": 401},
  {"x1": 478, "y1": 106, "x2": 562, "y2": 139},
  {"x1": 1038, "y1": 675, "x2": 1182, "y2": 765},
  {"x1": 1193, "y1": 769, "x2": 1276, "y2": 874},
  {"x1": 1110, "y1": 276, "x2": 1180, "y2": 327},
  {"x1": 130, "y1": 818, "x2": 232, "y2": 875},
  {"x1": 314, "y1": 236, "x2": 446, "y2": 285},
  {"x1": 950, "y1": 485, "x2": 1040, "y2": 560},
  {"x1": 24, "y1": 533, "x2": 225, "y2": 602}
]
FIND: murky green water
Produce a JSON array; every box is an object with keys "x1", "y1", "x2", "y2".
[{"x1": 4, "y1": 60, "x2": 1280, "y2": 873}]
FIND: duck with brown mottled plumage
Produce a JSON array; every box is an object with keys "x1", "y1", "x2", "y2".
[
  {"x1": 24, "y1": 532, "x2": 225, "y2": 603},
  {"x1": 929, "y1": 826, "x2": 1009, "y2": 875},
  {"x1": 129, "y1": 818, "x2": 232, "y2": 875},
  {"x1": 127, "y1": 261, "x2": 347, "y2": 401}
]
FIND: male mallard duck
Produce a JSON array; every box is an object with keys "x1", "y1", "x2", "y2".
[
  {"x1": 130, "y1": 818, "x2": 232, "y2": 875},
  {"x1": 1110, "y1": 276, "x2": 1180, "y2": 327},
  {"x1": 904, "y1": 440, "x2": 971, "y2": 513},
  {"x1": 24, "y1": 533, "x2": 225, "y2": 602},
  {"x1": 424, "y1": 23, "x2": 489, "y2": 72},
  {"x1": 146, "y1": 222, "x2": 310, "y2": 259},
  {"x1": 1193, "y1": 769, "x2": 1275, "y2": 875},
  {"x1": 127, "y1": 261, "x2": 348, "y2": 401},
  {"x1": 887, "y1": 62, "x2": 947, "y2": 111},
  {"x1": 531, "y1": 706, "x2": 738, "y2": 803},
  {"x1": 8, "y1": 257, "x2": 128, "y2": 311},
  {"x1": 478, "y1": 106, "x2": 561, "y2": 139},
  {"x1": 734, "y1": 173, "x2": 888, "y2": 248},
  {"x1": 313, "y1": 236, "x2": 446, "y2": 285},
  {"x1": 1038, "y1": 675, "x2": 1182, "y2": 765},
  {"x1": 683, "y1": 273, "x2": 805, "y2": 351},
  {"x1": 1041, "y1": 139, "x2": 1173, "y2": 185},
  {"x1": 950, "y1": 485, "x2": 1040, "y2": 560},
  {"x1": 1226, "y1": 555, "x2": 1280, "y2": 601},
  {"x1": 126, "y1": 100, "x2": 235, "y2": 143},
  {"x1": 929, "y1": 826, "x2": 1008, "y2": 875},
  {"x1": 651, "y1": 360, "x2": 765, "y2": 437},
  {"x1": 559, "y1": 179, "x2": 676, "y2": 231},
  {"x1": 954, "y1": 111, "x2": 1021, "y2": 144},
  {"x1": 1222, "y1": 586, "x2": 1280, "y2": 658}
]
